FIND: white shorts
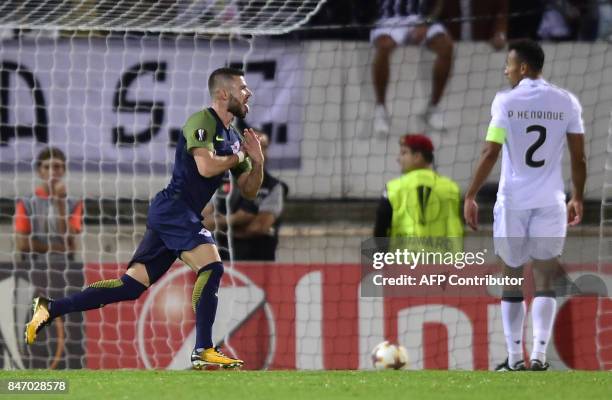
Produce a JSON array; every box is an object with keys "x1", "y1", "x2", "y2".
[
  {"x1": 370, "y1": 15, "x2": 447, "y2": 45},
  {"x1": 493, "y1": 203, "x2": 567, "y2": 268}
]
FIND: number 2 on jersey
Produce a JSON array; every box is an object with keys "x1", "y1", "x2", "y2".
[{"x1": 525, "y1": 125, "x2": 546, "y2": 167}]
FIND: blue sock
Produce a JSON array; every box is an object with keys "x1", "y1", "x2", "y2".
[
  {"x1": 49, "y1": 274, "x2": 147, "y2": 319},
  {"x1": 193, "y1": 262, "x2": 224, "y2": 351}
]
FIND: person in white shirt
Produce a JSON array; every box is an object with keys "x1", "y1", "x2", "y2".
[
  {"x1": 371, "y1": 0, "x2": 454, "y2": 134},
  {"x1": 464, "y1": 39, "x2": 586, "y2": 371}
]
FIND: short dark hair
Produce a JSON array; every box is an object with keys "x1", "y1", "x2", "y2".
[
  {"x1": 508, "y1": 39, "x2": 545, "y2": 72},
  {"x1": 36, "y1": 146, "x2": 66, "y2": 168},
  {"x1": 208, "y1": 67, "x2": 244, "y2": 97},
  {"x1": 421, "y1": 151, "x2": 434, "y2": 164}
]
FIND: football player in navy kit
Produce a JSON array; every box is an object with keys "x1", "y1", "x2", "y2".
[{"x1": 25, "y1": 68, "x2": 264, "y2": 369}]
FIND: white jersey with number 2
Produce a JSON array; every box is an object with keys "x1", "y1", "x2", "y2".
[{"x1": 486, "y1": 78, "x2": 584, "y2": 210}]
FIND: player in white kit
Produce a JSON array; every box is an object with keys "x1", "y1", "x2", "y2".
[{"x1": 463, "y1": 39, "x2": 586, "y2": 371}]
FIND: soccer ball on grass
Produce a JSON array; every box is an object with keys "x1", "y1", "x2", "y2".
[{"x1": 371, "y1": 341, "x2": 409, "y2": 370}]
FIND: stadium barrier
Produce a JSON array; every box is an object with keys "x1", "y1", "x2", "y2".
[{"x1": 81, "y1": 262, "x2": 611, "y2": 370}]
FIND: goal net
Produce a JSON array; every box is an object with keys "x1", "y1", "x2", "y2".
[
  {"x1": 0, "y1": 1, "x2": 610, "y2": 370},
  {"x1": 0, "y1": 0, "x2": 326, "y2": 35}
]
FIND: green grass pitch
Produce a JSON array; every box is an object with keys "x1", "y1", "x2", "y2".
[{"x1": 1, "y1": 370, "x2": 611, "y2": 400}]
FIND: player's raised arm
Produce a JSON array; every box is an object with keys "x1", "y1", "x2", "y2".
[{"x1": 235, "y1": 128, "x2": 264, "y2": 200}]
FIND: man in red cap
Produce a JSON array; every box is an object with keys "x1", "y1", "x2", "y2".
[{"x1": 374, "y1": 133, "x2": 463, "y2": 246}]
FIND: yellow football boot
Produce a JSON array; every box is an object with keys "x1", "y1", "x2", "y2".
[
  {"x1": 25, "y1": 297, "x2": 51, "y2": 345},
  {"x1": 191, "y1": 347, "x2": 243, "y2": 369}
]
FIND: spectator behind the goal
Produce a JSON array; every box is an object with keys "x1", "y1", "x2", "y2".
[
  {"x1": 371, "y1": 0, "x2": 454, "y2": 135},
  {"x1": 599, "y1": 0, "x2": 612, "y2": 40},
  {"x1": 537, "y1": 1, "x2": 574, "y2": 41},
  {"x1": 207, "y1": 131, "x2": 288, "y2": 261},
  {"x1": 374, "y1": 133, "x2": 463, "y2": 252},
  {"x1": 441, "y1": 0, "x2": 508, "y2": 50},
  {"x1": 14, "y1": 147, "x2": 83, "y2": 260}
]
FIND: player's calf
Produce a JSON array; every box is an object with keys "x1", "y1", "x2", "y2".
[
  {"x1": 192, "y1": 261, "x2": 224, "y2": 352},
  {"x1": 25, "y1": 274, "x2": 148, "y2": 345},
  {"x1": 26, "y1": 275, "x2": 148, "y2": 345}
]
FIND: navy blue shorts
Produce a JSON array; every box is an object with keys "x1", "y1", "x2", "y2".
[{"x1": 128, "y1": 195, "x2": 215, "y2": 285}]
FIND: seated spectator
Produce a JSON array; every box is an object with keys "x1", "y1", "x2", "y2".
[
  {"x1": 14, "y1": 147, "x2": 83, "y2": 259},
  {"x1": 371, "y1": 0, "x2": 454, "y2": 134},
  {"x1": 599, "y1": 1, "x2": 612, "y2": 40},
  {"x1": 538, "y1": 0, "x2": 578, "y2": 40},
  {"x1": 442, "y1": 0, "x2": 508, "y2": 50},
  {"x1": 538, "y1": 0, "x2": 599, "y2": 41},
  {"x1": 204, "y1": 132, "x2": 287, "y2": 261}
]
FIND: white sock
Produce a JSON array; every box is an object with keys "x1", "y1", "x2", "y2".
[
  {"x1": 427, "y1": 103, "x2": 439, "y2": 113},
  {"x1": 501, "y1": 300, "x2": 526, "y2": 365},
  {"x1": 375, "y1": 104, "x2": 387, "y2": 115},
  {"x1": 531, "y1": 296, "x2": 557, "y2": 363}
]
